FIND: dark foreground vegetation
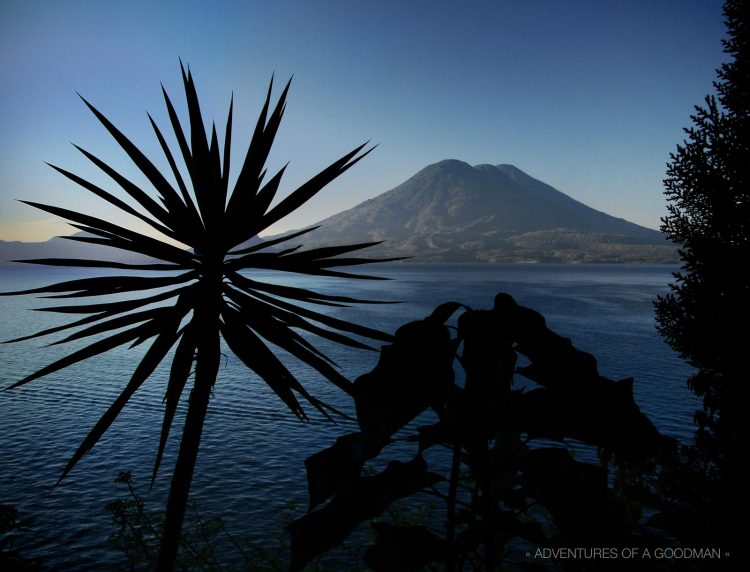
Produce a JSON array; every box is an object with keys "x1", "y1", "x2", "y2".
[
  {"x1": 649, "y1": 0, "x2": 750, "y2": 563},
  {"x1": 1, "y1": 62, "x2": 392, "y2": 570},
  {"x1": 2, "y1": 0, "x2": 749, "y2": 569}
]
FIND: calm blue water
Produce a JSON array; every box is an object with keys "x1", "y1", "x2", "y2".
[{"x1": 0, "y1": 263, "x2": 697, "y2": 569}]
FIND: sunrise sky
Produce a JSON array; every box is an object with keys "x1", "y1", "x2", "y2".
[{"x1": 0, "y1": 0, "x2": 727, "y2": 242}]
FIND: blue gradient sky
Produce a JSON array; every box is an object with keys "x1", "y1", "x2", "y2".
[{"x1": 0, "y1": 0, "x2": 727, "y2": 242}]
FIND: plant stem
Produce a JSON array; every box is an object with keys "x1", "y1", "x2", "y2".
[
  {"x1": 157, "y1": 274, "x2": 221, "y2": 571},
  {"x1": 445, "y1": 435, "x2": 461, "y2": 572}
]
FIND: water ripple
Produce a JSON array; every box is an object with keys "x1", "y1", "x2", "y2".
[{"x1": 0, "y1": 264, "x2": 698, "y2": 568}]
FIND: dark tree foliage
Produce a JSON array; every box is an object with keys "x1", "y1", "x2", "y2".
[
  {"x1": 289, "y1": 294, "x2": 667, "y2": 571},
  {"x1": 655, "y1": 0, "x2": 750, "y2": 475},
  {"x1": 653, "y1": 0, "x2": 750, "y2": 562}
]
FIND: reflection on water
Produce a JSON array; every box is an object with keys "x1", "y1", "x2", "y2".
[{"x1": 0, "y1": 263, "x2": 697, "y2": 569}]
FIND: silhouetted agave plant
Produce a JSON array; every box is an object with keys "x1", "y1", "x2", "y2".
[{"x1": 1, "y1": 65, "x2": 395, "y2": 569}]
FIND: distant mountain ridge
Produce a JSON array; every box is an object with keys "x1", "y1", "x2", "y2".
[
  {"x1": 0, "y1": 233, "x2": 155, "y2": 265},
  {"x1": 280, "y1": 160, "x2": 677, "y2": 263},
  {"x1": 0, "y1": 233, "x2": 265, "y2": 266},
  {"x1": 1, "y1": 161, "x2": 677, "y2": 265}
]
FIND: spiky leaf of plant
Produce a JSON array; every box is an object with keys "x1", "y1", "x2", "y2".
[{"x1": 1, "y1": 65, "x2": 397, "y2": 569}]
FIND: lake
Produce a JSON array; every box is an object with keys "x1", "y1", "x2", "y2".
[{"x1": 0, "y1": 263, "x2": 698, "y2": 569}]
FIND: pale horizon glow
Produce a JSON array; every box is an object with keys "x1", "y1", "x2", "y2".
[{"x1": 0, "y1": 0, "x2": 727, "y2": 242}]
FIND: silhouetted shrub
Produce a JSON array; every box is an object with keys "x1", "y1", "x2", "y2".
[{"x1": 288, "y1": 294, "x2": 666, "y2": 571}]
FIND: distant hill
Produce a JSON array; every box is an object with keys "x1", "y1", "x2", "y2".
[
  {"x1": 275, "y1": 160, "x2": 677, "y2": 263},
  {"x1": 0, "y1": 233, "x2": 155, "y2": 265},
  {"x1": 0, "y1": 233, "x2": 261, "y2": 267}
]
